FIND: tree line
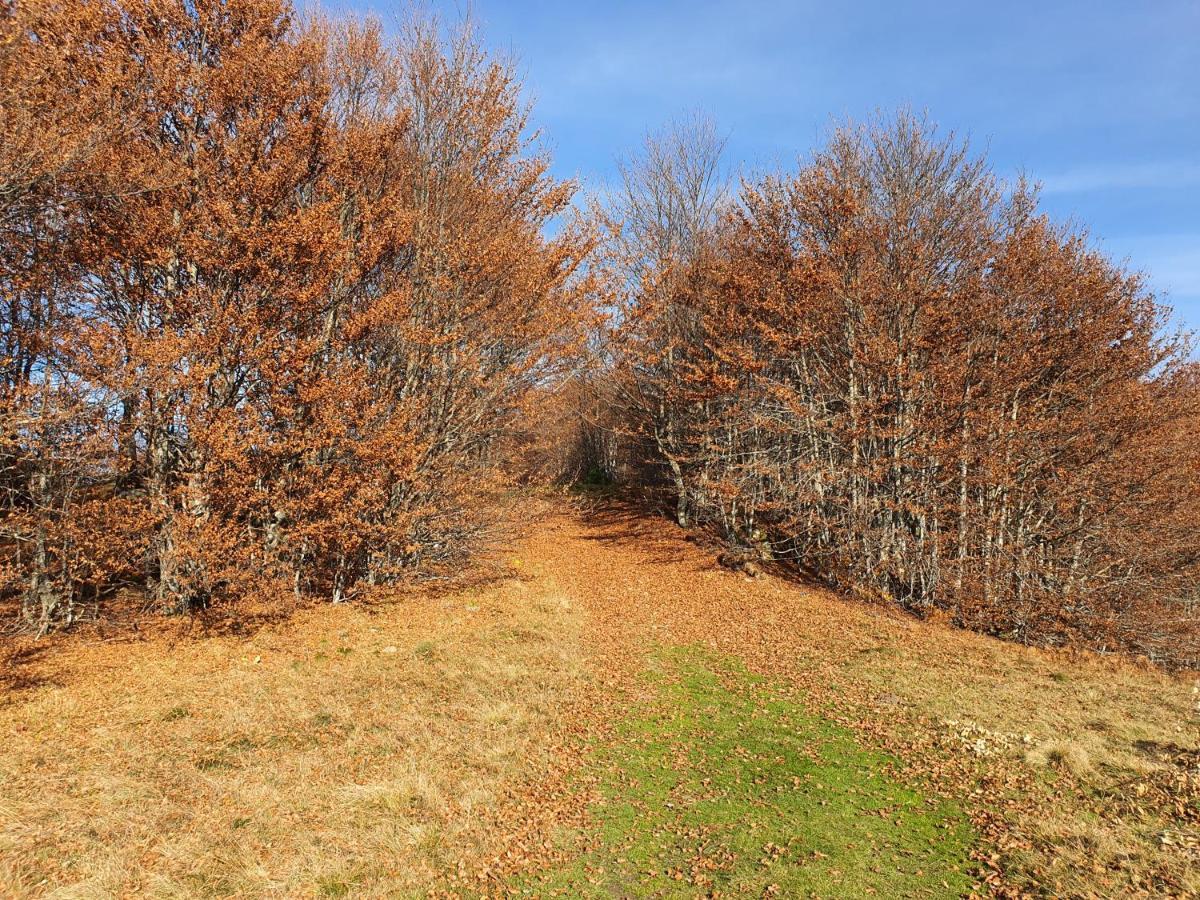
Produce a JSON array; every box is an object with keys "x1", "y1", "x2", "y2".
[
  {"x1": 1, "y1": 0, "x2": 591, "y2": 630},
  {"x1": 3, "y1": 1, "x2": 1197, "y2": 666},
  {"x1": 592, "y1": 114, "x2": 1200, "y2": 667}
]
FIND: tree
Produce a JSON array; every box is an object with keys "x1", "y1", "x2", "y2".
[
  {"x1": 608, "y1": 112, "x2": 1200, "y2": 665},
  {"x1": 603, "y1": 112, "x2": 730, "y2": 526},
  {"x1": 0, "y1": 0, "x2": 592, "y2": 627}
]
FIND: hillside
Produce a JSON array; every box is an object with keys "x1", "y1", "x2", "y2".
[{"x1": 1, "y1": 498, "x2": 1197, "y2": 897}]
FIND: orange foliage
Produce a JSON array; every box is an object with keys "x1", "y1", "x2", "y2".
[
  {"x1": 607, "y1": 114, "x2": 1200, "y2": 665},
  {"x1": 3, "y1": 5, "x2": 1196, "y2": 669},
  {"x1": 1, "y1": 0, "x2": 592, "y2": 626}
]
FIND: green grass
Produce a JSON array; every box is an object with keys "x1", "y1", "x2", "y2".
[{"x1": 522, "y1": 648, "x2": 977, "y2": 898}]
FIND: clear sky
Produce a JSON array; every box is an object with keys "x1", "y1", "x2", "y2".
[{"x1": 328, "y1": 0, "x2": 1200, "y2": 339}]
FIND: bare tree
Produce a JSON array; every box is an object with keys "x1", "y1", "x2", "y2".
[{"x1": 603, "y1": 112, "x2": 731, "y2": 525}]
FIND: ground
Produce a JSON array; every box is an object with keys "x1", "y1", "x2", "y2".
[{"x1": 1, "y1": 498, "x2": 1197, "y2": 898}]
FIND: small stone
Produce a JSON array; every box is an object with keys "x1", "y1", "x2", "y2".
[{"x1": 380, "y1": 646, "x2": 398, "y2": 654}]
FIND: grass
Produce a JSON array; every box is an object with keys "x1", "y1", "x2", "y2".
[
  {"x1": 1, "y1": 499, "x2": 1197, "y2": 897},
  {"x1": 821, "y1": 622, "x2": 1200, "y2": 894},
  {"x1": 0, "y1": 579, "x2": 589, "y2": 896},
  {"x1": 523, "y1": 647, "x2": 975, "y2": 898},
  {"x1": 535, "y1": 501, "x2": 1200, "y2": 897}
]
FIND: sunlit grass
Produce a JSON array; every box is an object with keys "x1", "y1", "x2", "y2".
[{"x1": 522, "y1": 647, "x2": 976, "y2": 898}]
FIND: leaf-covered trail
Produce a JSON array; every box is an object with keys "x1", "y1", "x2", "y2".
[
  {"x1": 519, "y1": 500, "x2": 901, "y2": 679},
  {"x1": 473, "y1": 501, "x2": 1199, "y2": 898},
  {"x1": 464, "y1": 502, "x2": 988, "y2": 897}
]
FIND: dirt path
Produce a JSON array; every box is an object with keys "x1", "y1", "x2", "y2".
[
  {"x1": 522, "y1": 500, "x2": 866, "y2": 666},
  {"x1": 517, "y1": 499, "x2": 967, "y2": 701},
  {"x1": 466, "y1": 503, "x2": 988, "y2": 896}
]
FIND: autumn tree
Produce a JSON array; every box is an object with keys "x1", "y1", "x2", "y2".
[
  {"x1": 602, "y1": 113, "x2": 730, "y2": 526},
  {"x1": 607, "y1": 112, "x2": 1200, "y2": 665},
  {"x1": 0, "y1": 0, "x2": 591, "y2": 627},
  {"x1": 0, "y1": 0, "x2": 144, "y2": 629}
]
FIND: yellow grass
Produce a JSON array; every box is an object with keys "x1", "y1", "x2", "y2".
[
  {"x1": 2, "y1": 498, "x2": 1197, "y2": 897},
  {"x1": 0, "y1": 576, "x2": 588, "y2": 897}
]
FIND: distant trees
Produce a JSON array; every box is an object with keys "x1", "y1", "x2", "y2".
[
  {"x1": 605, "y1": 113, "x2": 1200, "y2": 666},
  {"x1": 3, "y1": 3, "x2": 1195, "y2": 668},
  {"x1": 1, "y1": 0, "x2": 591, "y2": 630},
  {"x1": 599, "y1": 114, "x2": 732, "y2": 526}
]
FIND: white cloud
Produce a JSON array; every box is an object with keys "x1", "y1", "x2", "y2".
[{"x1": 1041, "y1": 161, "x2": 1200, "y2": 194}]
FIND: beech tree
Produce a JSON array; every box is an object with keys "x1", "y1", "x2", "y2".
[
  {"x1": 0, "y1": 0, "x2": 591, "y2": 626},
  {"x1": 601, "y1": 113, "x2": 731, "y2": 526},
  {"x1": 607, "y1": 113, "x2": 1200, "y2": 665},
  {"x1": 0, "y1": 0, "x2": 141, "y2": 629}
]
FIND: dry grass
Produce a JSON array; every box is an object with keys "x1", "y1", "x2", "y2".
[
  {"x1": 1, "y1": 498, "x2": 1198, "y2": 898},
  {"x1": 0, "y1": 574, "x2": 588, "y2": 897}
]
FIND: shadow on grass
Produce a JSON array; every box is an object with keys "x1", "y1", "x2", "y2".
[
  {"x1": 567, "y1": 495, "x2": 917, "y2": 625},
  {"x1": 0, "y1": 641, "x2": 57, "y2": 702},
  {"x1": 568, "y1": 494, "x2": 721, "y2": 572}
]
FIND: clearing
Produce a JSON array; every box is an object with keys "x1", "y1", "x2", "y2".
[{"x1": 1, "y1": 499, "x2": 1197, "y2": 897}]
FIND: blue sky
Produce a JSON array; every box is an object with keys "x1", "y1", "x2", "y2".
[{"x1": 327, "y1": 0, "x2": 1200, "y2": 338}]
